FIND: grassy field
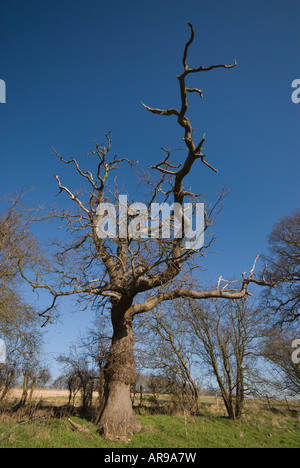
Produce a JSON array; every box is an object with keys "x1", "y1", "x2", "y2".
[{"x1": 0, "y1": 389, "x2": 299, "y2": 448}]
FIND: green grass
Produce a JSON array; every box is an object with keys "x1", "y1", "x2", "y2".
[{"x1": 0, "y1": 405, "x2": 299, "y2": 448}]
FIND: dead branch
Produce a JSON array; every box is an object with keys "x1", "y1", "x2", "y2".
[
  {"x1": 143, "y1": 21, "x2": 236, "y2": 170},
  {"x1": 68, "y1": 418, "x2": 90, "y2": 434},
  {"x1": 128, "y1": 255, "x2": 275, "y2": 317}
]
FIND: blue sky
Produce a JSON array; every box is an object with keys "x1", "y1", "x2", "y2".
[{"x1": 0, "y1": 0, "x2": 299, "y2": 380}]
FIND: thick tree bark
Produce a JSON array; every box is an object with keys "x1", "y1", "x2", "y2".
[{"x1": 98, "y1": 299, "x2": 141, "y2": 436}]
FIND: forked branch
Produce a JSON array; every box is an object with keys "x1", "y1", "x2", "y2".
[
  {"x1": 143, "y1": 21, "x2": 236, "y2": 170},
  {"x1": 128, "y1": 255, "x2": 275, "y2": 317}
]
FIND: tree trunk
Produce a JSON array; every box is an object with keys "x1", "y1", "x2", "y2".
[
  {"x1": 98, "y1": 300, "x2": 141, "y2": 436},
  {"x1": 17, "y1": 373, "x2": 29, "y2": 409},
  {"x1": 221, "y1": 390, "x2": 235, "y2": 420},
  {"x1": 191, "y1": 386, "x2": 200, "y2": 416},
  {"x1": 28, "y1": 377, "x2": 36, "y2": 405},
  {"x1": 235, "y1": 374, "x2": 244, "y2": 419}
]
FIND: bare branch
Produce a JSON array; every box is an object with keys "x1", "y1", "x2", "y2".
[
  {"x1": 52, "y1": 147, "x2": 98, "y2": 190},
  {"x1": 141, "y1": 102, "x2": 180, "y2": 117},
  {"x1": 182, "y1": 21, "x2": 194, "y2": 70},
  {"x1": 188, "y1": 59, "x2": 237, "y2": 74},
  {"x1": 129, "y1": 257, "x2": 275, "y2": 317},
  {"x1": 186, "y1": 87, "x2": 203, "y2": 98},
  {"x1": 54, "y1": 175, "x2": 90, "y2": 215}
]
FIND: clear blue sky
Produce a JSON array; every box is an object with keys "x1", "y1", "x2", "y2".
[{"x1": 0, "y1": 0, "x2": 299, "y2": 380}]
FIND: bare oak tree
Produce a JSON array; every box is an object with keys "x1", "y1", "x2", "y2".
[
  {"x1": 57, "y1": 347, "x2": 98, "y2": 415},
  {"x1": 20, "y1": 23, "x2": 272, "y2": 435}
]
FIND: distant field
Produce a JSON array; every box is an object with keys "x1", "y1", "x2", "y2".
[
  {"x1": 9, "y1": 388, "x2": 70, "y2": 400},
  {"x1": 7, "y1": 388, "x2": 300, "y2": 411}
]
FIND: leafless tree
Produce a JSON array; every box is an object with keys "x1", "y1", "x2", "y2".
[
  {"x1": 77, "y1": 318, "x2": 111, "y2": 422},
  {"x1": 0, "y1": 364, "x2": 16, "y2": 404},
  {"x1": 0, "y1": 194, "x2": 46, "y2": 405},
  {"x1": 13, "y1": 326, "x2": 45, "y2": 409},
  {"x1": 0, "y1": 291, "x2": 44, "y2": 408},
  {"x1": 185, "y1": 298, "x2": 266, "y2": 420},
  {"x1": 0, "y1": 193, "x2": 39, "y2": 285},
  {"x1": 19, "y1": 23, "x2": 273, "y2": 435},
  {"x1": 65, "y1": 373, "x2": 81, "y2": 407},
  {"x1": 261, "y1": 328, "x2": 300, "y2": 396},
  {"x1": 136, "y1": 306, "x2": 200, "y2": 415},
  {"x1": 57, "y1": 347, "x2": 98, "y2": 415},
  {"x1": 262, "y1": 209, "x2": 300, "y2": 324}
]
